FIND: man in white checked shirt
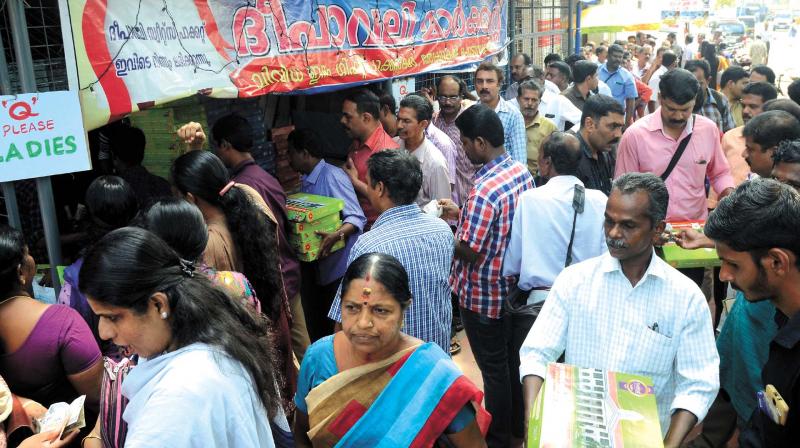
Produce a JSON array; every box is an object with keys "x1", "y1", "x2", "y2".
[{"x1": 520, "y1": 173, "x2": 719, "y2": 447}]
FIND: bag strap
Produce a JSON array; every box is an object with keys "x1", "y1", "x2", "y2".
[
  {"x1": 565, "y1": 184, "x2": 585, "y2": 267},
  {"x1": 660, "y1": 116, "x2": 695, "y2": 181}
]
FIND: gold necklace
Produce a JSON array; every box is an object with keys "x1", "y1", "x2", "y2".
[{"x1": 0, "y1": 295, "x2": 27, "y2": 307}]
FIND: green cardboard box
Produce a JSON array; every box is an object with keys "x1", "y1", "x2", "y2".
[
  {"x1": 289, "y1": 220, "x2": 342, "y2": 245},
  {"x1": 660, "y1": 221, "x2": 721, "y2": 269},
  {"x1": 286, "y1": 193, "x2": 344, "y2": 223},
  {"x1": 290, "y1": 238, "x2": 345, "y2": 262},
  {"x1": 528, "y1": 363, "x2": 663, "y2": 448},
  {"x1": 289, "y1": 213, "x2": 342, "y2": 235}
]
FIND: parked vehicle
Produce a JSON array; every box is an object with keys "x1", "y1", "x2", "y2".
[
  {"x1": 713, "y1": 20, "x2": 747, "y2": 45},
  {"x1": 738, "y1": 15, "x2": 756, "y2": 35},
  {"x1": 774, "y1": 13, "x2": 793, "y2": 31}
]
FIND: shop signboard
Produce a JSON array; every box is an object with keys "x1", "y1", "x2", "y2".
[
  {"x1": 0, "y1": 91, "x2": 92, "y2": 182},
  {"x1": 65, "y1": 0, "x2": 509, "y2": 130}
]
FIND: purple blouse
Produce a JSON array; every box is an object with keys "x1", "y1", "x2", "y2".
[{"x1": 0, "y1": 305, "x2": 101, "y2": 406}]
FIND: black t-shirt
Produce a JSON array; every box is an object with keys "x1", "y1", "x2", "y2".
[
  {"x1": 740, "y1": 310, "x2": 800, "y2": 447},
  {"x1": 572, "y1": 132, "x2": 615, "y2": 196}
]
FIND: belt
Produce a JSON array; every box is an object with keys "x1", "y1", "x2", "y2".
[{"x1": 532, "y1": 286, "x2": 551, "y2": 291}]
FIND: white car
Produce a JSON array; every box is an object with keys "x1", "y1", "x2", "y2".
[{"x1": 774, "y1": 13, "x2": 793, "y2": 31}]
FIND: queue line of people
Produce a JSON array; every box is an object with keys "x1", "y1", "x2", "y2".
[{"x1": 3, "y1": 42, "x2": 800, "y2": 447}]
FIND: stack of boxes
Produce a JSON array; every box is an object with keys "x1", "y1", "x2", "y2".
[
  {"x1": 129, "y1": 97, "x2": 207, "y2": 179},
  {"x1": 287, "y1": 193, "x2": 345, "y2": 262},
  {"x1": 129, "y1": 108, "x2": 182, "y2": 179}
]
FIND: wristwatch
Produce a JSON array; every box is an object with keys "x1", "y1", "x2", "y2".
[{"x1": 338, "y1": 230, "x2": 345, "y2": 242}]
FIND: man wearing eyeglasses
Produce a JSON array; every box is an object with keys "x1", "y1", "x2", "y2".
[{"x1": 433, "y1": 75, "x2": 480, "y2": 206}]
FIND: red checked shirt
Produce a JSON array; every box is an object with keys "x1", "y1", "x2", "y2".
[
  {"x1": 348, "y1": 124, "x2": 399, "y2": 228},
  {"x1": 450, "y1": 153, "x2": 535, "y2": 318}
]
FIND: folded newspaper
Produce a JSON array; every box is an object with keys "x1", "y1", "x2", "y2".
[{"x1": 34, "y1": 395, "x2": 86, "y2": 437}]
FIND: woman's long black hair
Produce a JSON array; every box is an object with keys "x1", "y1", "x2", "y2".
[
  {"x1": 170, "y1": 151, "x2": 283, "y2": 319},
  {"x1": 79, "y1": 227, "x2": 281, "y2": 417},
  {"x1": 84, "y1": 175, "x2": 139, "y2": 245},
  {"x1": 0, "y1": 226, "x2": 26, "y2": 298},
  {"x1": 133, "y1": 198, "x2": 208, "y2": 262},
  {"x1": 701, "y1": 41, "x2": 720, "y2": 90}
]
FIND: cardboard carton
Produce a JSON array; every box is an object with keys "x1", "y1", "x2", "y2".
[
  {"x1": 661, "y1": 221, "x2": 721, "y2": 269},
  {"x1": 528, "y1": 363, "x2": 663, "y2": 448},
  {"x1": 286, "y1": 193, "x2": 344, "y2": 223}
]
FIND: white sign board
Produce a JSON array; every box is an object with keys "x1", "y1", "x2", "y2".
[
  {"x1": 0, "y1": 91, "x2": 92, "y2": 182},
  {"x1": 391, "y1": 77, "x2": 416, "y2": 107}
]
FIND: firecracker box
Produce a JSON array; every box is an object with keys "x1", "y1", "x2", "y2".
[
  {"x1": 528, "y1": 363, "x2": 663, "y2": 448},
  {"x1": 660, "y1": 221, "x2": 721, "y2": 269},
  {"x1": 286, "y1": 193, "x2": 344, "y2": 223},
  {"x1": 289, "y1": 213, "x2": 342, "y2": 235},
  {"x1": 290, "y1": 219, "x2": 342, "y2": 245},
  {"x1": 289, "y1": 238, "x2": 346, "y2": 262}
]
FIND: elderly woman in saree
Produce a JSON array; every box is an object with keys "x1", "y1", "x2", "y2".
[{"x1": 293, "y1": 252, "x2": 489, "y2": 447}]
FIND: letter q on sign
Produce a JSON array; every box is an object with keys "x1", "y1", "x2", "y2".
[{"x1": 1, "y1": 96, "x2": 39, "y2": 121}]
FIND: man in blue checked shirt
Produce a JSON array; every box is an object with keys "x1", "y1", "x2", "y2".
[
  {"x1": 599, "y1": 44, "x2": 638, "y2": 127},
  {"x1": 328, "y1": 150, "x2": 454, "y2": 352},
  {"x1": 474, "y1": 62, "x2": 528, "y2": 165}
]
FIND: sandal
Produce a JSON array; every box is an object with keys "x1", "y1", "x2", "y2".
[{"x1": 450, "y1": 337, "x2": 462, "y2": 355}]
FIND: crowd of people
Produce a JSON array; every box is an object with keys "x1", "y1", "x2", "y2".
[{"x1": 2, "y1": 28, "x2": 800, "y2": 448}]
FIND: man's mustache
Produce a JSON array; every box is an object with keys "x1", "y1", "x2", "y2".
[{"x1": 606, "y1": 237, "x2": 628, "y2": 249}]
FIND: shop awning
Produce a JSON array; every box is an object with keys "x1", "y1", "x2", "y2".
[{"x1": 580, "y1": 5, "x2": 662, "y2": 34}]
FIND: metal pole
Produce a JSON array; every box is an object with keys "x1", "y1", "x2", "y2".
[
  {"x1": 0, "y1": 16, "x2": 22, "y2": 230},
  {"x1": 567, "y1": 0, "x2": 574, "y2": 56},
  {"x1": 8, "y1": 0, "x2": 63, "y2": 293},
  {"x1": 0, "y1": 24, "x2": 12, "y2": 94},
  {"x1": 575, "y1": 1, "x2": 582, "y2": 55},
  {"x1": 1, "y1": 184, "x2": 22, "y2": 229}
]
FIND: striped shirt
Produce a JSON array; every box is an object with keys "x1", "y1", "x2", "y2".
[
  {"x1": 519, "y1": 251, "x2": 720, "y2": 434},
  {"x1": 488, "y1": 97, "x2": 528, "y2": 165},
  {"x1": 450, "y1": 153, "x2": 534, "y2": 318},
  {"x1": 433, "y1": 106, "x2": 480, "y2": 207},
  {"x1": 328, "y1": 204, "x2": 454, "y2": 352}
]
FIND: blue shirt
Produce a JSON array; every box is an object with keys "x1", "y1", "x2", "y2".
[
  {"x1": 490, "y1": 97, "x2": 528, "y2": 165},
  {"x1": 328, "y1": 205, "x2": 454, "y2": 351},
  {"x1": 598, "y1": 63, "x2": 638, "y2": 112},
  {"x1": 300, "y1": 159, "x2": 366, "y2": 285},
  {"x1": 717, "y1": 292, "x2": 778, "y2": 421}
]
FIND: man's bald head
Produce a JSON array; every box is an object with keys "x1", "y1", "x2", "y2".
[{"x1": 541, "y1": 132, "x2": 581, "y2": 177}]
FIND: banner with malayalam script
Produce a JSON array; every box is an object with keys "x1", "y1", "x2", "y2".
[{"x1": 66, "y1": 0, "x2": 508, "y2": 130}]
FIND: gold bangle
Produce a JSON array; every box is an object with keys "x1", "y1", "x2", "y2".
[{"x1": 81, "y1": 435, "x2": 102, "y2": 448}]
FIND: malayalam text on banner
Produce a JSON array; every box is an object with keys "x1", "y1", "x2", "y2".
[{"x1": 66, "y1": 0, "x2": 509, "y2": 130}]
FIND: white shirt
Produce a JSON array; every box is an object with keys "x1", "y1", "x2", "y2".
[
  {"x1": 544, "y1": 79, "x2": 561, "y2": 95},
  {"x1": 648, "y1": 65, "x2": 668, "y2": 110},
  {"x1": 519, "y1": 251, "x2": 719, "y2": 434},
  {"x1": 395, "y1": 136, "x2": 452, "y2": 206},
  {"x1": 597, "y1": 79, "x2": 612, "y2": 97},
  {"x1": 512, "y1": 90, "x2": 582, "y2": 131},
  {"x1": 122, "y1": 343, "x2": 281, "y2": 447},
  {"x1": 503, "y1": 176, "x2": 607, "y2": 292},
  {"x1": 682, "y1": 42, "x2": 698, "y2": 67}
]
